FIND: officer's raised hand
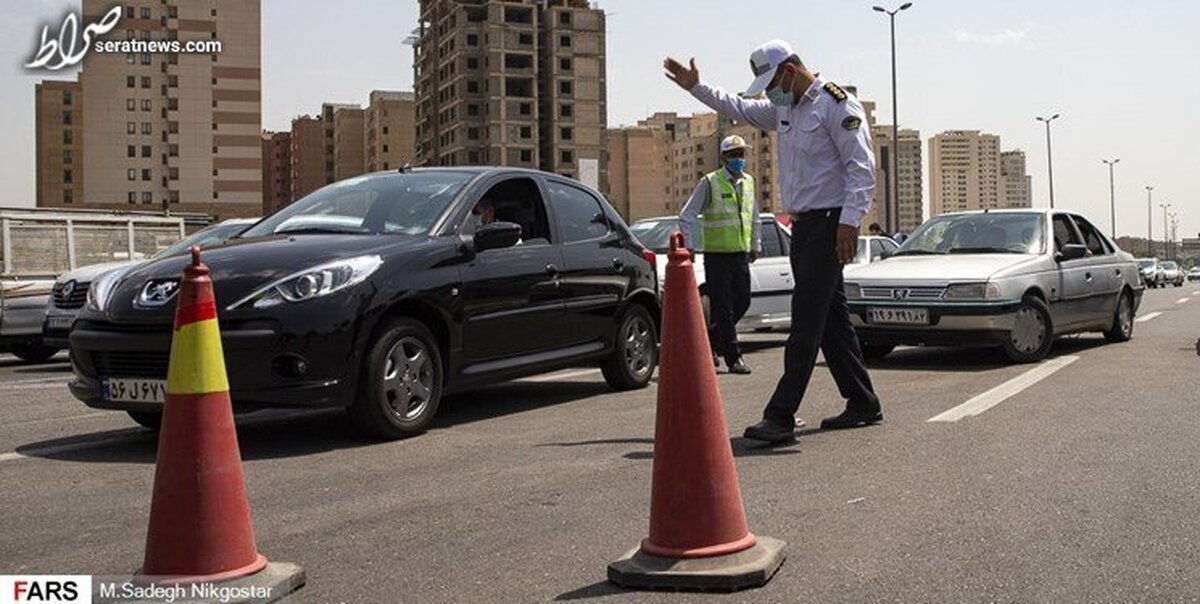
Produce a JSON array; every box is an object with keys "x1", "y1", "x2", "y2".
[
  {"x1": 837, "y1": 225, "x2": 857, "y2": 265},
  {"x1": 663, "y1": 57, "x2": 699, "y2": 91}
]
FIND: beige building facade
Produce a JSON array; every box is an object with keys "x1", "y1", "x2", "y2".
[
  {"x1": 289, "y1": 115, "x2": 324, "y2": 201},
  {"x1": 35, "y1": 0, "x2": 263, "y2": 219},
  {"x1": 928, "y1": 130, "x2": 1002, "y2": 217},
  {"x1": 413, "y1": 0, "x2": 607, "y2": 191},
  {"x1": 1000, "y1": 150, "x2": 1033, "y2": 209},
  {"x1": 868, "y1": 127, "x2": 923, "y2": 233},
  {"x1": 332, "y1": 106, "x2": 366, "y2": 182},
  {"x1": 365, "y1": 90, "x2": 416, "y2": 172},
  {"x1": 35, "y1": 81, "x2": 83, "y2": 209}
]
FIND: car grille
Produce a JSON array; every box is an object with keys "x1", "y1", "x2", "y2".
[
  {"x1": 90, "y1": 350, "x2": 170, "y2": 378},
  {"x1": 52, "y1": 282, "x2": 90, "y2": 309},
  {"x1": 861, "y1": 286, "x2": 946, "y2": 301}
]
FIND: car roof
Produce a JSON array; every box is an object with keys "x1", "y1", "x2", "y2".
[{"x1": 633, "y1": 215, "x2": 779, "y2": 223}]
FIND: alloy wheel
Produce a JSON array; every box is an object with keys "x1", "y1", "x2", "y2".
[
  {"x1": 382, "y1": 336, "x2": 435, "y2": 421},
  {"x1": 623, "y1": 315, "x2": 654, "y2": 379}
]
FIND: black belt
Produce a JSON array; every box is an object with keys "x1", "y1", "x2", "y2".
[{"x1": 790, "y1": 207, "x2": 842, "y2": 219}]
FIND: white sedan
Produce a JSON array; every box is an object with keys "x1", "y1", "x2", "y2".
[{"x1": 629, "y1": 216, "x2": 895, "y2": 331}]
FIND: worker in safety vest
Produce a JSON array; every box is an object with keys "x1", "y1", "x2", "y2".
[{"x1": 679, "y1": 134, "x2": 762, "y2": 375}]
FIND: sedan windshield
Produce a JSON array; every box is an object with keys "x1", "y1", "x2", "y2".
[
  {"x1": 1137, "y1": 259, "x2": 1156, "y2": 269},
  {"x1": 153, "y1": 221, "x2": 251, "y2": 259},
  {"x1": 896, "y1": 213, "x2": 1045, "y2": 256},
  {"x1": 242, "y1": 171, "x2": 475, "y2": 238},
  {"x1": 629, "y1": 219, "x2": 680, "y2": 253}
]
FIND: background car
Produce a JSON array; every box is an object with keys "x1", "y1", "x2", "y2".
[
  {"x1": 43, "y1": 218, "x2": 257, "y2": 349},
  {"x1": 68, "y1": 168, "x2": 659, "y2": 439},
  {"x1": 1, "y1": 277, "x2": 57, "y2": 363},
  {"x1": 845, "y1": 209, "x2": 1142, "y2": 363},
  {"x1": 1137, "y1": 258, "x2": 1164, "y2": 288},
  {"x1": 630, "y1": 217, "x2": 895, "y2": 331},
  {"x1": 1188, "y1": 267, "x2": 1200, "y2": 282},
  {"x1": 1158, "y1": 261, "x2": 1185, "y2": 287}
]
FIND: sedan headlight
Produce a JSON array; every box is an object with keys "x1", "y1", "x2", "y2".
[
  {"x1": 228, "y1": 255, "x2": 383, "y2": 310},
  {"x1": 844, "y1": 283, "x2": 863, "y2": 300},
  {"x1": 944, "y1": 282, "x2": 1001, "y2": 300},
  {"x1": 86, "y1": 267, "x2": 132, "y2": 312}
]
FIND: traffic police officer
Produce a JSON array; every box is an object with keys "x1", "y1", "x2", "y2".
[
  {"x1": 665, "y1": 40, "x2": 883, "y2": 443},
  {"x1": 679, "y1": 135, "x2": 762, "y2": 375}
]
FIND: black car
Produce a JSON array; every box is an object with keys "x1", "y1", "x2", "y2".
[{"x1": 69, "y1": 168, "x2": 661, "y2": 439}]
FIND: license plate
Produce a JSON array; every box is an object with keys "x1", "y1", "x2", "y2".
[
  {"x1": 46, "y1": 315, "x2": 73, "y2": 330},
  {"x1": 868, "y1": 307, "x2": 929, "y2": 325},
  {"x1": 102, "y1": 378, "x2": 167, "y2": 404}
]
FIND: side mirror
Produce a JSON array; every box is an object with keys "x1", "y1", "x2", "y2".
[
  {"x1": 1056, "y1": 243, "x2": 1088, "y2": 262},
  {"x1": 474, "y1": 221, "x2": 523, "y2": 252}
]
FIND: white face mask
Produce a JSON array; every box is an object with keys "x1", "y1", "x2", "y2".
[{"x1": 766, "y1": 69, "x2": 796, "y2": 107}]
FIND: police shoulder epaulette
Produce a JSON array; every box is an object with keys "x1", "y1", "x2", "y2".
[{"x1": 823, "y1": 82, "x2": 848, "y2": 102}]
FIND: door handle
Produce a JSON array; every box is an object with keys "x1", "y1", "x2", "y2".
[
  {"x1": 1085, "y1": 272, "x2": 1094, "y2": 283},
  {"x1": 546, "y1": 264, "x2": 559, "y2": 276}
]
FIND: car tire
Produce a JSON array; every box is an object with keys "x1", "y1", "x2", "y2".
[
  {"x1": 349, "y1": 317, "x2": 443, "y2": 440},
  {"x1": 861, "y1": 344, "x2": 895, "y2": 360},
  {"x1": 601, "y1": 304, "x2": 658, "y2": 391},
  {"x1": 127, "y1": 410, "x2": 162, "y2": 430},
  {"x1": 9, "y1": 344, "x2": 60, "y2": 364},
  {"x1": 1002, "y1": 296, "x2": 1054, "y2": 363},
  {"x1": 1104, "y1": 291, "x2": 1135, "y2": 343}
]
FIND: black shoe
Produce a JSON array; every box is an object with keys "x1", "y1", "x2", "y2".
[
  {"x1": 743, "y1": 420, "x2": 796, "y2": 443},
  {"x1": 726, "y1": 358, "x2": 751, "y2": 375},
  {"x1": 820, "y1": 408, "x2": 883, "y2": 430},
  {"x1": 712, "y1": 353, "x2": 720, "y2": 368}
]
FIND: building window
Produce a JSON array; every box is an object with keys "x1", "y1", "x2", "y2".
[
  {"x1": 128, "y1": 191, "x2": 136, "y2": 203},
  {"x1": 63, "y1": 130, "x2": 72, "y2": 144},
  {"x1": 560, "y1": 104, "x2": 573, "y2": 117},
  {"x1": 561, "y1": 150, "x2": 573, "y2": 164},
  {"x1": 519, "y1": 103, "x2": 532, "y2": 115},
  {"x1": 63, "y1": 91, "x2": 72, "y2": 105},
  {"x1": 140, "y1": 6, "x2": 150, "y2": 18},
  {"x1": 127, "y1": 145, "x2": 136, "y2": 157},
  {"x1": 140, "y1": 53, "x2": 151, "y2": 65},
  {"x1": 520, "y1": 126, "x2": 532, "y2": 139},
  {"x1": 141, "y1": 76, "x2": 150, "y2": 88},
  {"x1": 466, "y1": 104, "x2": 479, "y2": 116},
  {"x1": 126, "y1": 53, "x2": 135, "y2": 64},
  {"x1": 126, "y1": 75, "x2": 135, "y2": 88},
  {"x1": 467, "y1": 57, "x2": 479, "y2": 69},
  {"x1": 63, "y1": 169, "x2": 72, "y2": 184},
  {"x1": 142, "y1": 122, "x2": 152, "y2": 134},
  {"x1": 519, "y1": 32, "x2": 533, "y2": 45},
  {"x1": 213, "y1": 191, "x2": 219, "y2": 199},
  {"x1": 63, "y1": 149, "x2": 72, "y2": 164},
  {"x1": 382, "y1": 144, "x2": 389, "y2": 152},
  {"x1": 559, "y1": 35, "x2": 571, "y2": 48},
  {"x1": 142, "y1": 191, "x2": 153, "y2": 204},
  {"x1": 62, "y1": 110, "x2": 72, "y2": 124},
  {"x1": 560, "y1": 58, "x2": 572, "y2": 71},
  {"x1": 466, "y1": 81, "x2": 479, "y2": 94},
  {"x1": 467, "y1": 34, "x2": 478, "y2": 46},
  {"x1": 559, "y1": 81, "x2": 572, "y2": 95},
  {"x1": 127, "y1": 122, "x2": 136, "y2": 134},
  {"x1": 382, "y1": 126, "x2": 389, "y2": 134},
  {"x1": 126, "y1": 98, "x2": 135, "y2": 111},
  {"x1": 211, "y1": 8, "x2": 217, "y2": 16},
  {"x1": 559, "y1": 11, "x2": 572, "y2": 25},
  {"x1": 467, "y1": 128, "x2": 479, "y2": 140},
  {"x1": 142, "y1": 99, "x2": 151, "y2": 111},
  {"x1": 520, "y1": 149, "x2": 532, "y2": 163},
  {"x1": 561, "y1": 127, "x2": 573, "y2": 140},
  {"x1": 63, "y1": 189, "x2": 73, "y2": 204},
  {"x1": 142, "y1": 169, "x2": 151, "y2": 181},
  {"x1": 127, "y1": 169, "x2": 136, "y2": 181},
  {"x1": 142, "y1": 145, "x2": 151, "y2": 157}
]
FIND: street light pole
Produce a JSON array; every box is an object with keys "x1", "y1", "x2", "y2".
[
  {"x1": 1102, "y1": 159, "x2": 1119, "y2": 238},
  {"x1": 1036, "y1": 114, "x2": 1060, "y2": 208},
  {"x1": 1160, "y1": 203, "x2": 1171, "y2": 260},
  {"x1": 1146, "y1": 186, "x2": 1154, "y2": 257},
  {"x1": 873, "y1": 2, "x2": 913, "y2": 235},
  {"x1": 1169, "y1": 213, "x2": 1178, "y2": 262}
]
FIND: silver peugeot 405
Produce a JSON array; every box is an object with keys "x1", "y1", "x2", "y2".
[{"x1": 845, "y1": 209, "x2": 1144, "y2": 363}]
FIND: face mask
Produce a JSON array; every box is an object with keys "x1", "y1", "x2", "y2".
[
  {"x1": 766, "y1": 69, "x2": 796, "y2": 107},
  {"x1": 727, "y1": 158, "x2": 746, "y2": 173}
]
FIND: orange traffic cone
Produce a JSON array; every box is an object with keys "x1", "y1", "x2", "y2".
[
  {"x1": 608, "y1": 233, "x2": 785, "y2": 590},
  {"x1": 139, "y1": 247, "x2": 304, "y2": 596}
]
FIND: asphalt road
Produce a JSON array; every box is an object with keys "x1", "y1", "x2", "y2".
[{"x1": 2, "y1": 285, "x2": 1198, "y2": 603}]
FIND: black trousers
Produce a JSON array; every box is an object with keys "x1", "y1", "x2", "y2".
[
  {"x1": 763, "y1": 208, "x2": 879, "y2": 426},
  {"x1": 703, "y1": 252, "x2": 752, "y2": 362}
]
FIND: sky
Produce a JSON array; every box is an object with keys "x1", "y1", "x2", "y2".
[{"x1": 2, "y1": 0, "x2": 1197, "y2": 241}]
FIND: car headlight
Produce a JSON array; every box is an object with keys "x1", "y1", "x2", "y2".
[
  {"x1": 86, "y1": 267, "x2": 132, "y2": 312},
  {"x1": 227, "y1": 255, "x2": 383, "y2": 310},
  {"x1": 944, "y1": 282, "x2": 1001, "y2": 300},
  {"x1": 844, "y1": 283, "x2": 863, "y2": 300}
]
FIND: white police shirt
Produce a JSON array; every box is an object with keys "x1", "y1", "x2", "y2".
[{"x1": 690, "y1": 76, "x2": 876, "y2": 228}]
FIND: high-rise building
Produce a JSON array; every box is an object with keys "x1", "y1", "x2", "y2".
[
  {"x1": 669, "y1": 113, "x2": 718, "y2": 216},
  {"x1": 290, "y1": 115, "x2": 324, "y2": 201},
  {"x1": 332, "y1": 106, "x2": 366, "y2": 181},
  {"x1": 1000, "y1": 150, "x2": 1032, "y2": 209},
  {"x1": 35, "y1": 81, "x2": 83, "y2": 208},
  {"x1": 869, "y1": 126, "x2": 923, "y2": 233},
  {"x1": 723, "y1": 119, "x2": 779, "y2": 213},
  {"x1": 321, "y1": 103, "x2": 357, "y2": 185},
  {"x1": 365, "y1": 90, "x2": 416, "y2": 172},
  {"x1": 928, "y1": 130, "x2": 1002, "y2": 217},
  {"x1": 606, "y1": 126, "x2": 673, "y2": 221},
  {"x1": 412, "y1": 0, "x2": 607, "y2": 191},
  {"x1": 261, "y1": 131, "x2": 291, "y2": 214},
  {"x1": 35, "y1": 0, "x2": 263, "y2": 218}
]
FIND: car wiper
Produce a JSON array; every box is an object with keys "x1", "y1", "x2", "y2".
[
  {"x1": 947, "y1": 247, "x2": 1023, "y2": 254},
  {"x1": 274, "y1": 226, "x2": 369, "y2": 235},
  {"x1": 890, "y1": 249, "x2": 943, "y2": 257}
]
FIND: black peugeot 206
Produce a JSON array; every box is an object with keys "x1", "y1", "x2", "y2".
[{"x1": 69, "y1": 167, "x2": 661, "y2": 439}]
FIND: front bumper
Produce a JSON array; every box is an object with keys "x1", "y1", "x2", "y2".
[
  {"x1": 68, "y1": 315, "x2": 361, "y2": 412},
  {"x1": 42, "y1": 305, "x2": 80, "y2": 349},
  {"x1": 849, "y1": 300, "x2": 1021, "y2": 347}
]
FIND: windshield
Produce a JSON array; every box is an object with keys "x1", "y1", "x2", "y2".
[
  {"x1": 896, "y1": 213, "x2": 1045, "y2": 256},
  {"x1": 153, "y1": 222, "x2": 251, "y2": 259},
  {"x1": 1161, "y1": 261, "x2": 1177, "y2": 270},
  {"x1": 629, "y1": 219, "x2": 679, "y2": 253},
  {"x1": 241, "y1": 171, "x2": 474, "y2": 238},
  {"x1": 1137, "y1": 259, "x2": 1156, "y2": 269}
]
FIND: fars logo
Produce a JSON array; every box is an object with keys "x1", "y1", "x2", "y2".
[{"x1": 0, "y1": 576, "x2": 91, "y2": 604}]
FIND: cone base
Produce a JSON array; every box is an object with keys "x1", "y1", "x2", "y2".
[
  {"x1": 119, "y1": 561, "x2": 305, "y2": 603},
  {"x1": 608, "y1": 535, "x2": 786, "y2": 592},
  {"x1": 138, "y1": 553, "x2": 268, "y2": 586}
]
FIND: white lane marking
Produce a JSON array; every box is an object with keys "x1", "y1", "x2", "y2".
[
  {"x1": 0, "y1": 430, "x2": 150, "y2": 464},
  {"x1": 1135, "y1": 312, "x2": 1163, "y2": 323},
  {"x1": 1176, "y1": 298, "x2": 1190, "y2": 304},
  {"x1": 11, "y1": 412, "x2": 114, "y2": 426},
  {"x1": 7, "y1": 383, "x2": 71, "y2": 391},
  {"x1": 5, "y1": 376, "x2": 71, "y2": 386},
  {"x1": 927, "y1": 355, "x2": 1079, "y2": 423},
  {"x1": 520, "y1": 368, "x2": 601, "y2": 383}
]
